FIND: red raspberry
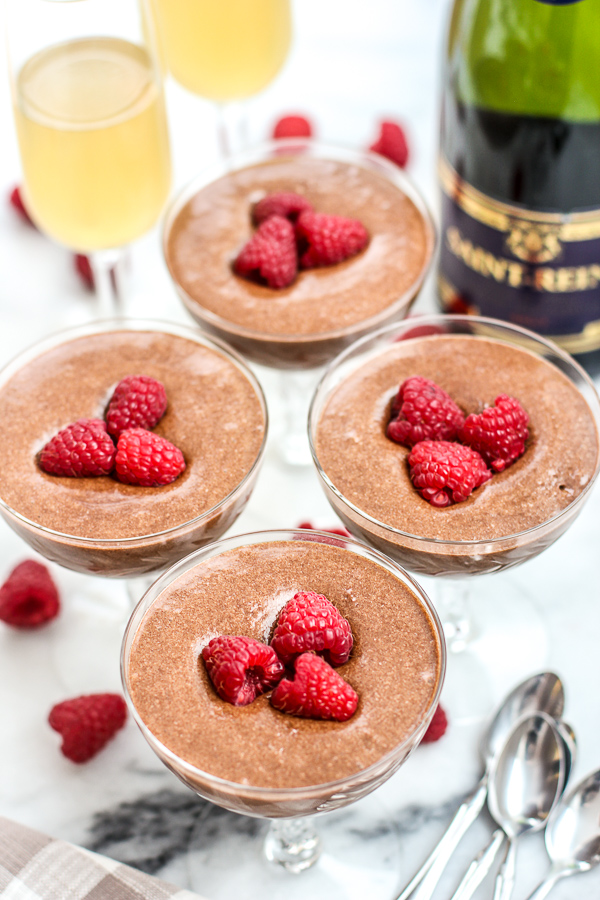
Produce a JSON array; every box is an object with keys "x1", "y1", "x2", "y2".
[
  {"x1": 271, "y1": 653, "x2": 358, "y2": 721},
  {"x1": 38, "y1": 419, "x2": 116, "y2": 477},
  {"x1": 9, "y1": 185, "x2": 36, "y2": 226},
  {"x1": 114, "y1": 428, "x2": 185, "y2": 487},
  {"x1": 296, "y1": 210, "x2": 369, "y2": 268},
  {"x1": 74, "y1": 254, "x2": 94, "y2": 290},
  {"x1": 297, "y1": 521, "x2": 350, "y2": 537},
  {"x1": 272, "y1": 114, "x2": 313, "y2": 139},
  {"x1": 0, "y1": 560, "x2": 60, "y2": 629},
  {"x1": 234, "y1": 215, "x2": 297, "y2": 289},
  {"x1": 202, "y1": 635, "x2": 285, "y2": 706},
  {"x1": 369, "y1": 120, "x2": 409, "y2": 168},
  {"x1": 387, "y1": 376, "x2": 465, "y2": 447},
  {"x1": 271, "y1": 591, "x2": 353, "y2": 666},
  {"x1": 421, "y1": 704, "x2": 448, "y2": 744},
  {"x1": 459, "y1": 395, "x2": 529, "y2": 472},
  {"x1": 252, "y1": 192, "x2": 313, "y2": 226},
  {"x1": 408, "y1": 440, "x2": 492, "y2": 507},
  {"x1": 106, "y1": 375, "x2": 168, "y2": 438},
  {"x1": 48, "y1": 693, "x2": 127, "y2": 763}
]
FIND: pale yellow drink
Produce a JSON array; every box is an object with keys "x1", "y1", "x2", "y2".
[
  {"x1": 152, "y1": 0, "x2": 291, "y2": 101},
  {"x1": 13, "y1": 37, "x2": 171, "y2": 252}
]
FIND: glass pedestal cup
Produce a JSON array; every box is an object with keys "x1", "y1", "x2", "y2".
[
  {"x1": 162, "y1": 138, "x2": 436, "y2": 466},
  {"x1": 308, "y1": 314, "x2": 600, "y2": 720},
  {"x1": 120, "y1": 528, "x2": 446, "y2": 900},
  {"x1": 0, "y1": 319, "x2": 268, "y2": 608}
]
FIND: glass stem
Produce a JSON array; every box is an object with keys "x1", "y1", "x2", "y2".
[
  {"x1": 276, "y1": 367, "x2": 323, "y2": 467},
  {"x1": 216, "y1": 100, "x2": 247, "y2": 160},
  {"x1": 264, "y1": 817, "x2": 322, "y2": 873},
  {"x1": 90, "y1": 249, "x2": 125, "y2": 318},
  {"x1": 436, "y1": 578, "x2": 474, "y2": 653}
]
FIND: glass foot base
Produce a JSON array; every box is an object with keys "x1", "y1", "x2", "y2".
[{"x1": 187, "y1": 793, "x2": 400, "y2": 900}]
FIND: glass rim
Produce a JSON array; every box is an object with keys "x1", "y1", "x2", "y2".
[
  {"x1": 120, "y1": 527, "x2": 447, "y2": 800},
  {"x1": 0, "y1": 317, "x2": 269, "y2": 546},
  {"x1": 308, "y1": 313, "x2": 600, "y2": 550},
  {"x1": 161, "y1": 138, "x2": 437, "y2": 345}
]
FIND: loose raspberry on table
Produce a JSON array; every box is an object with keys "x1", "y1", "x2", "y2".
[
  {"x1": 387, "y1": 376, "x2": 465, "y2": 447},
  {"x1": 271, "y1": 590, "x2": 353, "y2": 666},
  {"x1": 234, "y1": 214, "x2": 297, "y2": 289},
  {"x1": 9, "y1": 185, "x2": 35, "y2": 226},
  {"x1": 106, "y1": 375, "x2": 168, "y2": 438},
  {"x1": 202, "y1": 635, "x2": 285, "y2": 706},
  {"x1": 0, "y1": 560, "x2": 60, "y2": 628},
  {"x1": 48, "y1": 693, "x2": 127, "y2": 763},
  {"x1": 271, "y1": 652, "x2": 358, "y2": 721},
  {"x1": 369, "y1": 120, "x2": 409, "y2": 169},
  {"x1": 74, "y1": 254, "x2": 94, "y2": 290},
  {"x1": 38, "y1": 419, "x2": 116, "y2": 478},
  {"x1": 115, "y1": 428, "x2": 185, "y2": 487},
  {"x1": 296, "y1": 210, "x2": 369, "y2": 268},
  {"x1": 421, "y1": 704, "x2": 448, "y2": 744},
  {"x1": 252, "y1": 192, "x2": 313, "y2": 226},
  {"x1": 272, "y1": 114, "x2": 313, "y2": 139},
  {"x1": 459, "y1": 395, "x2": 529, "y2": 472},
  {"x1": 408, "y1": 440, "x2": 492, "y2": 507},
  {"x1": 297, "y1": 521, "x2": 350, "y2": 537}
]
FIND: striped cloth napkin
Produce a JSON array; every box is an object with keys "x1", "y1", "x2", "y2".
[{"x1": 0, "y1": 817, "x2": 207, "y2": 900}]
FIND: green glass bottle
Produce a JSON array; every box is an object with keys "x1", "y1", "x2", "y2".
[{"x1": 438, "y1": 0, "x2": 600, "y2": 371}]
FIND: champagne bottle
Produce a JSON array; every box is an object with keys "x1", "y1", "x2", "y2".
[{"x1": 438, "y1": 0, "x2": 600, "y2": 372}]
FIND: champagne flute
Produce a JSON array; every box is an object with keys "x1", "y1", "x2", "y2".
[
  {"x1": 151, "y1": 0, "x2": 292, "y2": 157},
  {"x1": 5, "y1": 0, "x2": 172, "y2": 316}
]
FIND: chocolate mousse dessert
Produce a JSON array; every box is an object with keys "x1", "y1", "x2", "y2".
[
  {"x1": 164, "y1": 145, "x2": 435, "y2": 368},
  {"x1": 312, "y1": 325, "x2": 600, "y2": 576},
  {"x1": 0, "y1": 323, "x2": 267, "y2": 577},
  {"x1": 124, "y1": 534, "x2": 444, "y2": 818}
]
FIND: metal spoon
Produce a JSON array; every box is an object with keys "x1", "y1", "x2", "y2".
[
  {"x1": 448, "y1": 712, "x2": 567, "y2": 900},
  {"x1": 524, "y1": 768, "x2": 600, "y2": 900},
  {"x1": 396, "y1": 672, "x2": 565, "y2": 900}
]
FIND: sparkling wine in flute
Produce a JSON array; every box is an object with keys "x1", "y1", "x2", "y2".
[
  {"x1": 438, "y1": 0, "x2": 600, "y2": 369},
  {"x1": 13, "y1": 37, "x2": 171, "y2": 252},
  {"x1": 152, "y1": 0, "x2": 291, "y2": 102}
]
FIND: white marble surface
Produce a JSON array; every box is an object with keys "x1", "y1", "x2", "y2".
[{"x1": 1, "y1": 2, "x2": 600, "y2": 899}]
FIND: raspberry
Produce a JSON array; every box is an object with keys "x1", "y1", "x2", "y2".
[
  {"x1": 9, "y1": 186, "x2": 35, "y2": 226},
  {"x1": 387, "y1": 376, "x2": 465, "y2": 447},
  {"x1": 408, "y1": 440, "x2": 492, "y2": 507},
  {"x1": 48, "y1": 693, "x2": 127, "y2": 763},
  {"x1": 0, "y1": 560, "x2": 60, "y2": 628},
  {"x1": 297, "y1": 521, "x2": 350, "y2": 537},
  {"x1": 38, "y1": 419, "x2": 116, "y2": 477},
  {"x1": 74, "y1": 254, "x2": 94, "y2": 290},
  {"x1": 114, "y1": 428, "x2": 185, "y2": 487},
  {"x1": 272, "y1": 114, "x2": 313, "y2": 139},
  {"x1": 252, "y1": 192, "x2": 313, "y2": 226},
  {"x1": 106, "y1": 375, "x2": 168, "y2": 438},
  {"x1": 459, "y1": 395, "x2": 529, "y2": 472},
  {"x1": 202, "y1": 635, "x2": 285, "y2": 706},
  {"x1": 234, "y1": 215, "x2": 297, "y2": 289},
  {"x1": 369, "y1": 120, "x2": 409, "y2": 168},
  {"x1": 296, "y1": 210, "x2": 368, "y2": 268},
  {"x1": 271, "y1": 591, "x2": 353, "y2": 666},
  {"x1": 271, "y1": 653, "x2": 358, "y2": 721},
  {"x1": 421, "y1": 704, "x2": 448, "y2": 744}
]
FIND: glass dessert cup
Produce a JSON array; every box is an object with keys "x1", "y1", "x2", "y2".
[
  {"x1": 309, "y1": 314, "x2": 600, "y2": 716},
  {"x1": 121, "y1": 528, "x2": 446, "y2": 900},
  {"x1": 0, "y1": 319, "x2": 268, "y2": 582},
  {"x1": 162, "y1": 139, "x2": 436, "y2": 465}
]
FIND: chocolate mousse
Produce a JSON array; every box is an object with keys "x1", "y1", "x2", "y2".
[
  {"x1": 124, "y1": 537, "x2": 444, "y2": 816},
  {"x1": 313, "y1": 333, "x2": 600, "y2": 576},
  {"x1": 0, "y1": 325, "x2": 266, "y2": 577},
  {"x1": 164, "y1": 152, "x2": 435, "y2": 367}
]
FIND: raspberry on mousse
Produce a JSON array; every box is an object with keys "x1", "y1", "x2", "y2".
[
  {"x1": 460, "y1": 395, "x2": 529, "y2": 472},
  {"x1": 387, "y1": 376, "x2": 465, "y2": 447},
  {"x1": 408, "y1": 440, "x2": 492, "y2": 508},
  {"x1": 270, "y1": 652, "x2": 358, "y2": 722},
  {"x1": 106, "y1": 374, "x2": 168, "y2": 438},
  {"x1": 38, "y1": 419, "x2": 116, "y2": 478},
  {"x1": 202, "y1": 635, "x2": 284, "y2": 706},
  {"x1": 270, "y1": 590, "x2": 353, "y2": 666}
]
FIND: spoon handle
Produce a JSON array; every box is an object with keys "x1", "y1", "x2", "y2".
[
  {"x1": 395, "y1": 778, "x2": 488, "y2": 900},
  {"x1": 492, "y1": 836, "x2": 517, "y2": 900},
  {"x1": 448, "y1": 828, "x2": 506, "y2": 900},
  {"x1": 523, "y1": 869, "x2": 567, "y2": 900}
]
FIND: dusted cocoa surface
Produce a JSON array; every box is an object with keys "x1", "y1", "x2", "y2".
[
  {"x1": 0, "y1": 330, "x2": 265, "y2": 541},
  {"x1": 166, "y1": 156, "x2": 431, "y2": 340},
  {"x1": 127, "y1": 540, "x2": 442, "y2": 789},
  {"x1": 315, "y1": 335, "x2": 599, "y2": 544}
]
